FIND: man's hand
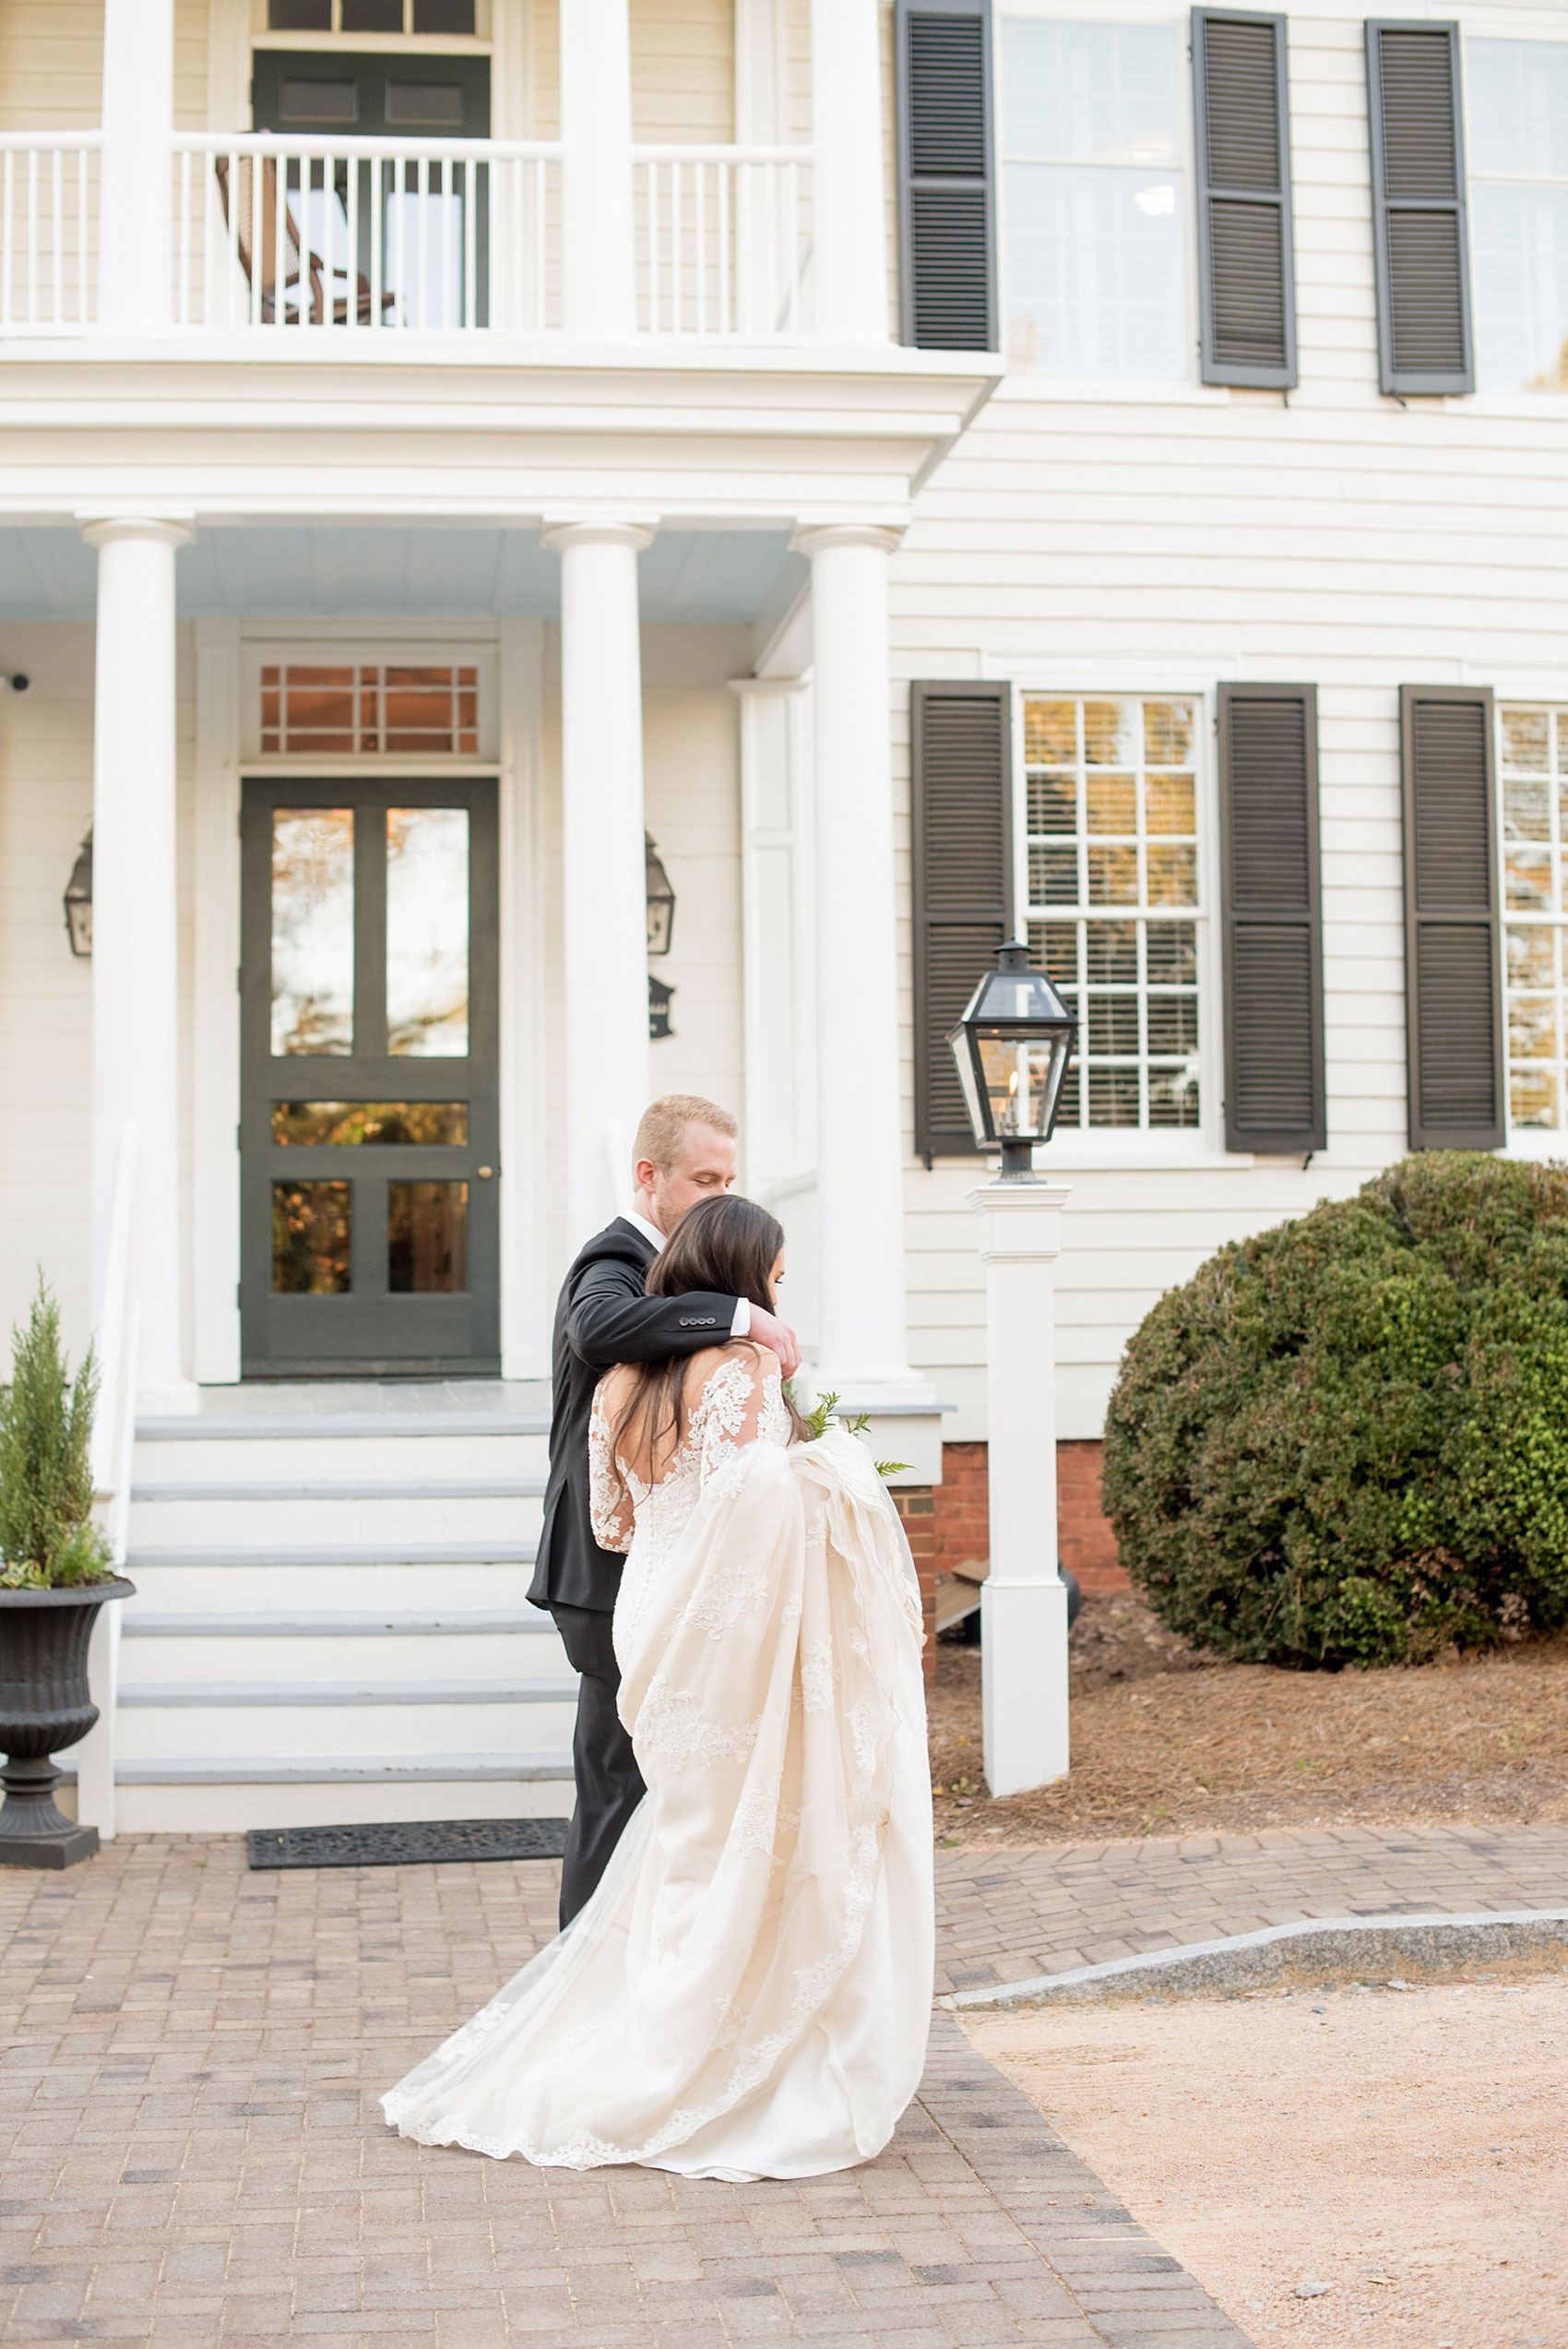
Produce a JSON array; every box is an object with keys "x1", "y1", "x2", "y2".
[{"x1": 749, "y1": 1305, "x2": 801, "y2": 1379}]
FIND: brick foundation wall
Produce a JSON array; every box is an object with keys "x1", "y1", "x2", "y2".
[
  {"x1": 928, "y1": 1438, "x2": 1129, "y2": 1602},
  {"x1": 891, "y1": 1487, "x2": 939, "y2": 1683}
]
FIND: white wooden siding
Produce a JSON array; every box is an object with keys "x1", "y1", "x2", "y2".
[
  {"x1": 0, "y1": 625, "x2": 95, "y2": 1358},
  {"x1": 893, "y1": 4, "x2": 1568, "y2": 1443},
  {"x1": 632, "y1": 0, "x2": 734, "y2": 142}
]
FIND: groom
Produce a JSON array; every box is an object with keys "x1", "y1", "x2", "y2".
[{"x1": 528, "y1": 1092, "x2": 801, "y2": 1927}]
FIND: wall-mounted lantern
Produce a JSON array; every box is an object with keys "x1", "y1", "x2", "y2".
[
  {"x1": 64, "y1": 832, "x2": 93, "y2": 958},
  {"x1": 648, "y1": 976, "x2": 675, "y2": 1042},
  {"x1": 646, "y1": 833, "x2": 676, "y2": 958}
]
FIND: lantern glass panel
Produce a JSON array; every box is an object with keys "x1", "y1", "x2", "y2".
[{"x1": 975, "y1": 1032, "x2": 1068, "y2": 1143}]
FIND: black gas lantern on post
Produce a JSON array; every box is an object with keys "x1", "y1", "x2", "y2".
[{"x1": 947, "y1": 938, "x2": 1078, "y2": 1178}]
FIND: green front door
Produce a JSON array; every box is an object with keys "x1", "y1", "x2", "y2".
[{"x1": 240, "y1": 777, "x2": 500, "y2": 1377}]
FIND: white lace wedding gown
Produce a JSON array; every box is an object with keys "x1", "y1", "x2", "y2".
[{"x1": 381, "y1": 1353, "x2": 934, "y2": 2180}]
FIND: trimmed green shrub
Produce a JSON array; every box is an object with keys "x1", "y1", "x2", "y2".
[
  {"x1": 1101, "y1": 1153, "x2": 1568, "y2": 1668},
  {"x1": 0, "y1": 1280, "x2": 112, "y2": 1590}
]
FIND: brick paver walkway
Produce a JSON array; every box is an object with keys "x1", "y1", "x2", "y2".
[
  {"x1": 933, "y1": 1820, "x2": 1568, "y2": 1993},
  {"x1": 4, "y1": 1821, "x2": 1564, "y2": 2346}
]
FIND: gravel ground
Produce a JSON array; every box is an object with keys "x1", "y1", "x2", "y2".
[
  {"x1": 963, "y1": 1972, "x2": 1568, "y2": 2349},
  {"x1": 930, "y1": 1597, "x2": 1568, "y2": 1842}
]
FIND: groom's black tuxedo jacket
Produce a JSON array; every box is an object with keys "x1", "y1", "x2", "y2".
[{"x1": 527, "y1": 1216, "x2": 742, "y2": 1616}]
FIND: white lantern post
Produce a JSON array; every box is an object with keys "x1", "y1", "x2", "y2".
[{"x1": 949, "y1": 942, "x2": 1079, "y2": 1798}]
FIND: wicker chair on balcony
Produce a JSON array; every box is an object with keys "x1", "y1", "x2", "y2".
[{"x1": 214, "y1": 154, "x2": 397, "y2": 326}]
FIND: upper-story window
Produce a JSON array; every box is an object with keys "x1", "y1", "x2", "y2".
[
  {"x1": 1468, "y1": 39, "x2": 1568, "y2": 391},
  {"x1": 1001, "y1": 19, "x2": 1187, "y2": 377},
  {"x1": 1024, "y1": 694, "x2": 1203, "y2": 1129},
  {"x1": 267, "y1": 3, "x2": 478, "y2": 30}
]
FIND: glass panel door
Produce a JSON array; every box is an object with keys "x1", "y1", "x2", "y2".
[{"x1": 240, "y1": 776, "x2": 500, "y2": 1376}]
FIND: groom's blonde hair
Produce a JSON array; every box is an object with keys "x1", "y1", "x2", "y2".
[{"x1": 634, "y1": 1092, "x2": 738, "y2": 1173}]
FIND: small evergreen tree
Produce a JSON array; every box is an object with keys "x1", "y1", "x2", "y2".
[{"x1": 0, "y1": 1280, "x2": 111, "y2": 1589}]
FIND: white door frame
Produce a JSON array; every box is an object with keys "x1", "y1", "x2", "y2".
[{"x1": 189, "y1": 614, "x2": 549, "y2": 1383}]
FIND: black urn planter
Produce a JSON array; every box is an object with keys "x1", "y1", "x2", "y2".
[{"x1": 0, "y1": 1578, "x2": 135, "y2": 1868}]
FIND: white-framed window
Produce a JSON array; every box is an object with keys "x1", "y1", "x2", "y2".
[
  {"x1": 1468, "y1": 37, "x2": 1568, "y2": 391},
  {"x1": 999, "y1": 16, "x2": 1188, "y2": 377},
  {"x1": 1022, "y1": 692, "x2": 1203, "y2": 1129},
  {"x1": 1500, "y1": 702, "x2": 1568, "y2": 1134}
]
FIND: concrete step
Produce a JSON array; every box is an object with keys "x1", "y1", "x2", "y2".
[
  {"x1": 131, "y1": 1477, "x2": 547, "y2": 1502},
  {"x1": 132, "y1": 1430, "x2": 550, "y2": 1483},
  {"x1": 120, "y1": 1562, "x2": 539, "y2": 1611},
  {"x1": 120, "y1": 1608, "x2": 557, "y2": 1637},
  {"x1": 114, "y1": 1699, "x2": 579, "y2": 1763},
  {"x1": 108, "y1": 1771, "x2": 574, "y2": 1835},
  {"x1": 118, "y1": 1679, "x2": 577, "y2": 1708},
  {"x1": 127, "y1": 1495, "x2": 543, "y2": 1545},
  {"x1": 120, "y1": 1626, "x2": 566, "y2": 1684}
]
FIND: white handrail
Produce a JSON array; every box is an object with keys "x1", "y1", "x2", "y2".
[
  {"x1": 90, "y1": 1119, "x2": 141, "y2": 1571},
  {"x1": 0, "y1": 130, "x2": 102, "y2": 150}
]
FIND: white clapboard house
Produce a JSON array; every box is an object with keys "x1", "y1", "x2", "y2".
[{"x1": 1, "y1": 0, "x2": 1563, "y2": 1831}]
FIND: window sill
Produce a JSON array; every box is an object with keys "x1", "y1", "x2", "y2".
[{"x1": 926, "y1": 1144, "x2": 1256, "y2": 1174}]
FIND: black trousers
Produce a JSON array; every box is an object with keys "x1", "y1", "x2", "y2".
[{"x1": 551, "y1": 1601, "x2": 646, "y2": 1931}]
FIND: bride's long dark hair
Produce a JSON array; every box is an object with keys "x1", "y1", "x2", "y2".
[{"x1": 608, "y1": 1193, "x2": 806, "y2": 1488}]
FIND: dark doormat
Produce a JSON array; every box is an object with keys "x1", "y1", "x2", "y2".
[{"x1": 246, "y1": 1817, "x2": 570, "y2": 1870}]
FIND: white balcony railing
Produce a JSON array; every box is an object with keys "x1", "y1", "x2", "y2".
[
  {"x1": 0, "y1": 132, "x2": 100, "y2": 331},
  {"x1": 635, "y1": 145, "x2": 813, "y2": 340},
  {"x1": 172, "y1": 134, "x2": 562, "y2": 335},
  {"x1": 0, "y1": 132, "x2": 817, "y2": 348}
]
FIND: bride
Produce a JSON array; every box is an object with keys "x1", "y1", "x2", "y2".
[{"x1": 382, "y1": 1194, "x2": 933, "y2": 2181}]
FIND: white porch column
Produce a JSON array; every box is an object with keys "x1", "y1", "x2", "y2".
[
  {"x1": 81, "y1": 516, "x2": 195, "y2": 1412},
  {"x1": 544, "y1": 520, "x2": 653, "y2": 1251},
  {"x1": 100, "y1": 0, "x2": 174, "y2": 333},
  {"x1": 794, "y1": 525, "x2": 928, "y2": 1437},
  {"x1": 560, "y1": 0, "x2": 636, "y2": 337},
  {"x1": 970, "y1": 1179, "x2": 1073, "y2": 1797},
  {"x1": 810, "y1": 0, "x2": 889, "y2": 342}
]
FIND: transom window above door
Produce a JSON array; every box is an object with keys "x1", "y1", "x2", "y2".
[
  {"x1": 266, "y1": 2, "x2": 481, "y2": 33},
  {"x1": 243, "y1": 648, "x2": 497, "y2": 759}
]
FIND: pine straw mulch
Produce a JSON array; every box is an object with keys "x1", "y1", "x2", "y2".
[{"x1": 928, "y1": 1592, "x2": 1568, "y2": 1844}]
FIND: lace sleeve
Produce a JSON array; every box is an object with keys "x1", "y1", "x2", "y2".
[
  {"x1": 588, "y1": 1383, "x2": 636, "y2": 1554},
  {"x1": 694, "y1": 1349, "x2": 782, "y2": 1497}
]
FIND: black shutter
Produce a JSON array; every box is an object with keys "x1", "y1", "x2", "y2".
[
  {"x1": 1401, "y1": 686, "x2": 1503, "y2": 1150},
  {"x1": 912, "y1": 682, "x2": 1013, "y2": 1159},
  {"x1": 1193, "y1": 11, "x2": 1296, "y2": 388},
  {"x1": 896, "y1": 0, "x2": 996, "y2": 352},
  {"x1": 1218, "y1": 685, "x2": 1325, "y2": 1153},
  {"x1": 1366, "y1": 21, "x2": 1474, "y2": 395}
]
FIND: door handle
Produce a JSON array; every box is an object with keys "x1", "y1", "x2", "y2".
[{"x1": 477, "y1": 1165, "x2": 494, "y2": 1178}]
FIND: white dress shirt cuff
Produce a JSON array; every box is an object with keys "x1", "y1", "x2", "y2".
[{"x1": 731, "y1": 1297, "x2": 751, "y2": 1338}]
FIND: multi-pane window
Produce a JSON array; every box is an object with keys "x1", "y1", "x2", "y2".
[
  {"x1": 1469, "y1": 40, "x2": 1568, "y2": 390},
  {"x1": 1024, "y1": 695, "x2": 1202, "y2": 1129},
  {"x1": 258, "y1": 663, "x2": 481, "y2": 756},
  {"x1": 1001, "y1": 19, "x2": 1186, "y2": 376},
  {"x1": 267, "y1": 2, "x2": 477, "y2": 31},
  {"x1": 1501, "y1": 705, "x2": 1568, "y2": 1131}
]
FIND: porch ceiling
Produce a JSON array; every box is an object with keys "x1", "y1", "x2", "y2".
[{"x1": 0, "y1": 525, "x2": 803, "y2": 626}]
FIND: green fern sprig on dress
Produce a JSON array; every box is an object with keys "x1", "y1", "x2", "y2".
[{"x1": 786, "y1": 1383, "x2": 911, "y2": 1481}]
